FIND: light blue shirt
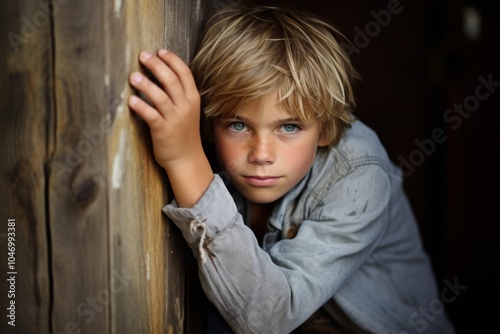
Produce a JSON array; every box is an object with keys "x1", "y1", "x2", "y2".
[{"x1": 164, "y1": 121, "x2": 455, "y2": 334}]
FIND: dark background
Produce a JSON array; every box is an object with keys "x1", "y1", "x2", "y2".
[{"x1": 234, "y1": 0, "x2": 499, "y2": 332}]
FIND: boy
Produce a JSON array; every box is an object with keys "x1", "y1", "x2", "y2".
[{"x1": 128, "y1": 4, "x2": 455, "y2": 334}]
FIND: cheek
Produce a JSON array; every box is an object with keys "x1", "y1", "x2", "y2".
[
  {"x1": 284, "y1": 141, "x2": 318, "y2": 173},
  {"x1": 215, "y1": 139, "x2": 242, "y2": 174}
]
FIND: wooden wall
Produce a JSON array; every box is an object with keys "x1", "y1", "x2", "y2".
[{"x1": 0, "y1": 0, "x2": 211, "y2": 333}]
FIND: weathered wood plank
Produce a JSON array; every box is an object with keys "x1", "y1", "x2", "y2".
[
  {"x1": 48, "y1": 0, "x2": 110, "y2": 332},
  {"x1": 103, "y1": 0, "x2": 168, "y2": 333},
  {"x1": 0, "y1": 1, "x2": 52, "y2": 333},
  {"x1": 104, "y1": 0, "x2": 210, "y2": 332}
]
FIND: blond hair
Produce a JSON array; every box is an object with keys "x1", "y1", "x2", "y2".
[{"x1": 190, "y1": 4, "x2": 360, "y2": 146}]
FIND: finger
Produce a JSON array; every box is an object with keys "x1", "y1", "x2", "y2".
[
  {"x1": 138, "y1": 50, "x2": 186, "y2": 106},
  {"x1": 156, "y1": 49, "x2": 199, "y2": 98},
  {"x1": 129, "y1": 71, "x2": 172, "y2": 116},
  {"x1": 128, "y1": 95, "x2": 166, "y2": 132}
]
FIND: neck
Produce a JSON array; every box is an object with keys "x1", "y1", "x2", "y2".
[{"x1": 246, "y1": 201, "x2": 276, "y2": 244}]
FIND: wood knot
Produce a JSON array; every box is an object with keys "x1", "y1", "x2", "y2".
[{"x1": 75, "y1": 176, "x2": 99, "y2": 207}]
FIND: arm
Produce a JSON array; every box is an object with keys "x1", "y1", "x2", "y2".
[
  {"x1": 128, "y1": 50, "x2": 213, "y2": 208},
  {"x1": 164, "y1": 165, "x2": 392, "y2": 334}
]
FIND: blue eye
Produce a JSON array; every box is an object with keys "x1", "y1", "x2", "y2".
[
  {"x1": 281, "y1": 124, "x2": 299, "y2": 133},
  {"x1": 229, "y1": 122, "x2": 246, "y2": 131}
]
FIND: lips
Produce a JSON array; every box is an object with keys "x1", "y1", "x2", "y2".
[{"x1": 243, "y1": 175, "x2": 281, "y2": 186}]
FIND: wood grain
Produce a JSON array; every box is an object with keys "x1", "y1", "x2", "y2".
[
  {"x1": 0, "y1": 1, "x2": 210, "y2": 333},
  {"x1": 104, "y1": 0, "x2": 169, "y2": 332},
  {"x1": 0, "y1": 1, "x2": 52, "y2": 333},
  {"x1": 49, "y1": 0, "x2": 110, "y2": 332}
]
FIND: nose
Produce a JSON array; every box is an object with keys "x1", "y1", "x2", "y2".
[{"x1": 248, "y1": 134, "x2": 275, "y2": 165}]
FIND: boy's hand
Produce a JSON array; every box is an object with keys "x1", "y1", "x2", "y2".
[
  {"x1": 128, "y1": 50, "x2": 202, "y2": 172},
  {"x1": 128, "y1": 50, "x2": 213, "y2": 207}
]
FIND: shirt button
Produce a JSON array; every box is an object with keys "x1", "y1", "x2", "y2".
[{"x1": 286, "y1": 224, "x2": 299, "y2": 239}]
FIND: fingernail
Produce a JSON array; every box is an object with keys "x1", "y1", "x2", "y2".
[
  {"x1": 129, "y1": 95, "x2": 139, "y2": 106},
  {"x1": 131, "y1": 72, "x2": 143, "y2": 84},
  {"x1": 140, "y1": 51, "x2": 152, "y2": 60},
  {"x1": 158, "y1": 49, "x2": 169, "y2": 55}
]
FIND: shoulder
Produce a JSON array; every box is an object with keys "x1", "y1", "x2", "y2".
[
  {"x1": 306, "y1": 120, "x2": 401, "y2": 196},
  {"x1": 318, "y1": 120, "x2": 393, "y2": 168},
  {"x1": 336, "y1": 120, "x2": 390, "y2": 164}
]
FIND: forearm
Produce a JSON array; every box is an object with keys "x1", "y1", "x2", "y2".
[
  {"x1": 198, "y1": 221, "x2": 301, "y2": 334},
  {"x1": 163, "y1": 147, "x2": 214, "y2": 208}
]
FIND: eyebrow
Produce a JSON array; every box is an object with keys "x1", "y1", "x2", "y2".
[{"x1": 227, "y1": 115, "x2": 304, "y2": 127}]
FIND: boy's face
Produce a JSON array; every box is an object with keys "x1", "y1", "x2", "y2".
[{"x1": 213, "y1": 92, "x2": 328, "y2": 204}]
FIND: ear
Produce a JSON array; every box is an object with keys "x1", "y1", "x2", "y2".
[{"x1": 317, "y1": 135, "x2": 329, "y2": 147}]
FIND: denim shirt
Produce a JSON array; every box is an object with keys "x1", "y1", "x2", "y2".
[{"x1": 163, "y1": 120, "x2": 455, "y2": 334}]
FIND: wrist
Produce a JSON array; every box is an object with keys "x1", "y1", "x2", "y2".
[
  {"x1": 163, "y1": 149, "x2": 214, "y2": 208},
  {"x1": 161, "y1": 146, "x2": 204, "y2": 174}
]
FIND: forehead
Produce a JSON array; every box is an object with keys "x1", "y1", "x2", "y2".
[
  {"x1": 237, "y1": 93, "x2": 285, "y2": 116},
  {"x1": 223, "y1": 92, "x2": 306, "y2": 122}
]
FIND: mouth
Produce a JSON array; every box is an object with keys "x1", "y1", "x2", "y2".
[{"x1": 243, "y1": 175, "x2": 281, "y2": 186}]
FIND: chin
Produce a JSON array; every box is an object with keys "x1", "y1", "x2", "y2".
[{"x1": 239, "y1": 189, "x2": 284, "y2": 204}]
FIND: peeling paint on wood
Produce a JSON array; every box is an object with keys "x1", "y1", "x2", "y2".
[
  {"x1": 114, "y1": 0, "x2": 123, "y2": 18},
  {"x1": 112, "y1": 129, "x2": 127, "y2": 189}
]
